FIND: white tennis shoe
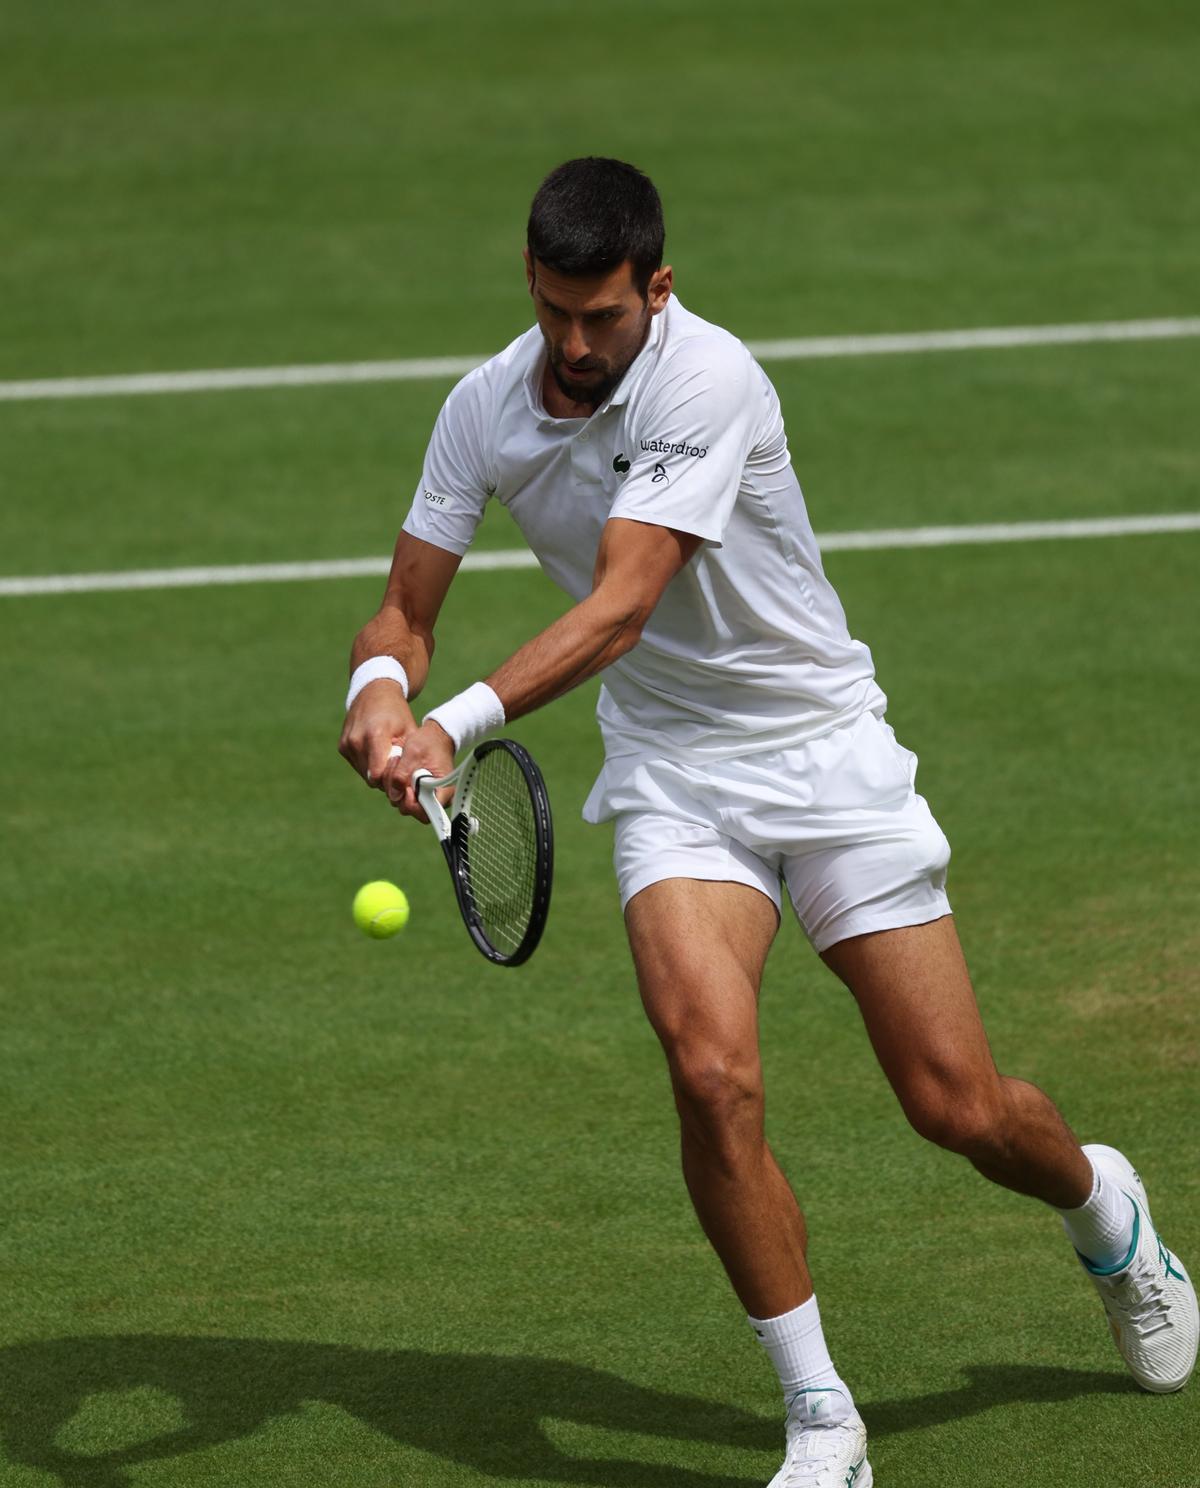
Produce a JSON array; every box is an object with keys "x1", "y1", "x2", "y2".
[
  {"x1": 1076, "y1": 1143, "x2": 1198, "y2": 1393},
  {"x1": 766, "y1": 1388, "x2": 872, "y2": 1488}
]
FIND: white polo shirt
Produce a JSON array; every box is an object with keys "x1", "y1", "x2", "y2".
[{"x1": 402, "y1": 295, "x2": 885, "y2": 768}]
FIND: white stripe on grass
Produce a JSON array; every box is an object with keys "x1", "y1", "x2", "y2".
[
  {"x1": 2, "y1": 513, "x2": 1196, "y2": 599},
  {"x1": 1, "y1": 317, "x2": 1198, "y2": 403}
]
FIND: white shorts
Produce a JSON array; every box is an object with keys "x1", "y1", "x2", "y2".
[{"x1": 583, "y1": 710, "x2": 952, "y2": 953}]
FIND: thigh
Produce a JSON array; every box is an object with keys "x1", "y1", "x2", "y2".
[
  {"x1": 821, "y1": 916, "x2": 1000, "y2": 1106},
  {"x1": 613, "y1": 808, "x2": 783, "y2": 915},
  {"x1": 775, "y1": 715, "x2": 952, "y2": 953},
  {"x1": 625, "y1": 878, "x2": 779, "y2": 1061}
]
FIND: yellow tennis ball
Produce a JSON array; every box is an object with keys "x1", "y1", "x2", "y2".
[{"x1": 353, "y1": 881, "x2": 410, "y2": 939}]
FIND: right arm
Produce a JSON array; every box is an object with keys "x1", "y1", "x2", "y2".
[
  {"x1": 338, "y1": 532, "x2": 462, "y2": 789},
  {"x1": 341, "y1": 364, "x2": 494, "y2": 794}
]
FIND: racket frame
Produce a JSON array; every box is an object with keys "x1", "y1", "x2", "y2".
[{"x1": 411, "y1": 740, "x2": 553, "y2": 966}]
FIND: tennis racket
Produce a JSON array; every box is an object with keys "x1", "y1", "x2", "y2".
[{"x1": 388, "y1": 739, "x2": 553, "y2": 966}]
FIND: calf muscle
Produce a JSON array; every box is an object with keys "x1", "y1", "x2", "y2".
[
  {"x1": 626, "y1": 880, "x2": 811, "y2": 1317},
  {"x1": 822, "y1": 918, "x2": 1092, "y2": 1208}
]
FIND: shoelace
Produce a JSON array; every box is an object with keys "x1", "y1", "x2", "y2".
[
  {"x1": 782, "y1": 1421, "x2": 859, "y2": 1484},
  {"x1": 785, "y1": 1462, "x2": 842, "y2": 1485},
  {"x1": 1104, "y1": 1264, "x2": 1172, "y2": 1337}
]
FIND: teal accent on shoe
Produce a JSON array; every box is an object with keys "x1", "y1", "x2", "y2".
[
  {"x1": 1158, "y1": 1233, "x2": 1186, "y2": 1282},
  {"x1": 846, "y1": 1459, "x2": 865, "y2": 1486},
  {"x1": 784, "y1": 1384, "x2": 845, "y2": 1411},
  {"x1": 1079, "y1": 1195, "x2": 1141, "y2": 1276}
]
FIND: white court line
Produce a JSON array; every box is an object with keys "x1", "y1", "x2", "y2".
[
  {"x1": 1, "y1": 317, "x2": 1198, "y2": 402},
  {"x1": 2, "y1": 514, "x2": 1196, "y2": 599}
]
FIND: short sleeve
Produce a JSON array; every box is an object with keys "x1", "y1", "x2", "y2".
[
  {"x1": 610, "y1": 343, "x2": 764, "y2": 546},
  {"x1": 402, "y1": 369, "x2": 493, "y2": 555}
]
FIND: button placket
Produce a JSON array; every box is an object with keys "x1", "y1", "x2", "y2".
[{"x1": 570, "y1": 423, "x2": 600, "y2": 486}]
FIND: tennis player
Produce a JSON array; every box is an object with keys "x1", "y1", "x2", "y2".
[{"x1": 339, "y1": 157, "x2": 1196, "y2": 1486}]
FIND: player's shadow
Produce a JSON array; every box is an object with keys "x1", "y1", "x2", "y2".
[
  {"x1": 0, "y1": 1338, "x2": 1134, "y2": 1486},
  {"x1": 865, "y1": 1361, "x2": 1139, "y2": 1437},
  {"x1": 0, "y1": 1335, "x2": 774, "y2": 1487}
]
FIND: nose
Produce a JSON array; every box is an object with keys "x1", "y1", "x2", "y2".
[{"x1": 562, "y1": 321, "x2": 590, "y2": 364}]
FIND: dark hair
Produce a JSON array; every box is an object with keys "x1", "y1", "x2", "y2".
[{"x1": 527, "y1": 157, "x2": 664, "y2": 295}]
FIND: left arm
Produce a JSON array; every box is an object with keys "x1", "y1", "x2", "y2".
[
  {"x1": 487, "y1": 516, "x2": 701, "y2": 717},
  {"x1": 387, "y1": 517, "x2": 701, "y2": 808}
]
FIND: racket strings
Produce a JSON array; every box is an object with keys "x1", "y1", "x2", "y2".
[{"x1": 459, "y1": 748, "x2": 538, "y2": 954}]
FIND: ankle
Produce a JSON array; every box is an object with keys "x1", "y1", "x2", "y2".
[{"x1": 748, "y1": 1294, "x2": 858, "y2": 1425}]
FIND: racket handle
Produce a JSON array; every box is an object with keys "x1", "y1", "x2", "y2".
[
  {"x1": 413, "y1": 768, "x2": 451, "y2": 841},
  {"x1": 388, "y1": 743, "x2": 403, "y2": 761}
]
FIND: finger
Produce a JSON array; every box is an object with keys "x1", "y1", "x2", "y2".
[
  {"x1": 390, "y1": 782, "x2": 430, "y2": 825},
  {"x1": 366, "y1": 738, "x2": 401, "y2": 789},
  {"x1": 339, "y1": 735, "x2": 377, "y2": 786},
  {"x1": 378, "y1": 738, "x2": 408, "y2": 785},
  {"x1": 386, "y1": 772, "x2": 422, "y2": 817}
]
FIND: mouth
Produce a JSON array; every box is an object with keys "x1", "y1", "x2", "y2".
[{"x1": 561, "y1": 360, "x2": 598, "y2": 380}]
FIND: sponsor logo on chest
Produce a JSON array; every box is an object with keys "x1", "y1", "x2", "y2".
[{"x1": 640, "y1": 438, "x2": 708, "y2": 458}]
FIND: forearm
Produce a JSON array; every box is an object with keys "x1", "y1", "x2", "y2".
[
  {"x1": 420, "y1": 520, "x2": 695, "y2": 749},
  {"x1": 485, "y1": 590, "x2": 642, "y2": 721},
  {"x1": 351, "y1": 605, "x2": 434, "y2": 699},
  {"x1": 341, "y1": 606, "x2": 428, "y2": 785}
]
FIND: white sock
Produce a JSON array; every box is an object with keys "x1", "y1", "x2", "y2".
[
  {"x1": 747, "y1": 1294, "x2": 855, "y2": 1425},
  {"x1": 1057, "y1": 1158, "x2": 1137, "y2": 1270}
]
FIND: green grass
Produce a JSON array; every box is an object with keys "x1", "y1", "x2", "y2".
[
  {"x1": 2, "y1": 0, "x2": 1198, "y2": 378},
  {"x1": 2, "y1": 339, "x2": 1198, "y2": 579},
  {"x1": 1, "y1": 545, "x2": 1196, "y2": 1487},
  {"x1": 1, "y1": 1, "x2": 1198, "y2": 1485}
]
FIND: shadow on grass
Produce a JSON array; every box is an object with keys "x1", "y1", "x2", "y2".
[
  {"x1": 0, "y1": 1335, "x2": 774, "y2": 1487},
  {"x1": 866, "y1": 1361, "x2": 1139, "y2": 1438},
  {"x1": 0, "y1": 1338, "x2": 1135, "y2": 1485}
]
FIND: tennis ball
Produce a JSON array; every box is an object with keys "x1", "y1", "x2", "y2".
[{"x1": 353, "y1": 880, "x2": 410, "y2": 939}]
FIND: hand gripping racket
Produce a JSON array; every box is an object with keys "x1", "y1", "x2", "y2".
[{"x1": 389, "y1": 739, "x2": 553, "y2": 966}]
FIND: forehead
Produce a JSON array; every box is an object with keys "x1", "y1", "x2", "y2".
[{"x1": 531, "y1": 258, "x2": 640, "y2": 309}]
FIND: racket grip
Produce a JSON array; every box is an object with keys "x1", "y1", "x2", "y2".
[
  {"x1": 413, "y1": 768, "x2": 451, "y2": 840},
  {"x1": 388, "y1": 743, "x2": 403, "y2": 761}
]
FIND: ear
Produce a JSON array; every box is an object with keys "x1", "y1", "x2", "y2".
[
  {"x1": 523, "y1": 248, "x2": 535, "y2": 295},
  {"x1": 647, "y1": 264, "x2": 673, "y2": 314}
]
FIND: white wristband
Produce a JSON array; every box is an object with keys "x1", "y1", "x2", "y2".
[
  {"x1": 425, "y1": 681, "x2": 506, "y2": 752},
  {"x1": 346, "y1": 656, "x2": 410, "y2": 712}
]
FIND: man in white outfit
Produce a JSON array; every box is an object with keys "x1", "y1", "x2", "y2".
[{"x1": 339, "y1": 157, "x2": 1197, "y2": 1485}]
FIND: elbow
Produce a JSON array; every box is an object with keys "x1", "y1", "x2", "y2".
[
  {"x1": 611, "y1": 606, "x2": 650, "y2": 659},
  {"x1": 588, "y1": 579, "x2": 656, "y2": 661}
]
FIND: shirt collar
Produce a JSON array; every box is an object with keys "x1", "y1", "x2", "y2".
[
  {"x1": 601, "y1": 295, "x2": 669, "y2": 412},
  {"x1": 522, "y1": 340, "x2": 560, "y2": 427}
]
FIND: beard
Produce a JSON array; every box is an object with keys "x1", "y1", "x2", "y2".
[
  {"x1": 547, "y1": 355, "x2": 623, "y2": 410},
  {"x1": 544, "y1": 316, "x2": 650, "y2": 410}
]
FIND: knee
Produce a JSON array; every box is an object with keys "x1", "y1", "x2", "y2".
[
  {"x1": 900, "y1": 1074, "x2": 1007, "y2": 1159},
  {"x1": 668, "y1": 1046, "x2": 764, "y2": 1143}
]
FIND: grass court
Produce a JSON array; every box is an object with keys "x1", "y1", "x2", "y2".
[{"x1": 0, "y1": 2, "x2": 1197, "y2": 1484}]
